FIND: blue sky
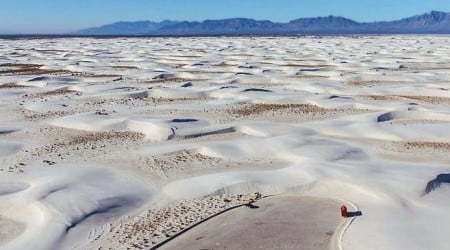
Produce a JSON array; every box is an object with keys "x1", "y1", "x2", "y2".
[{"x1": 1, "y1": 0, "x2": 449, "y2": 33}]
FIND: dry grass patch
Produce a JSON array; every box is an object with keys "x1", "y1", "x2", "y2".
[
  {"x1": 141, "y1": 77, "x2": 203, "y2": 84},
  {"x1": 33, "y1": 131, "x2": 145, "y2": 162},
  {"x1": 0, "y1": 63, "x2": 71, "y2": 76},
  {"x1": 23, "y1": 111, "x2": 71, "y2": 121},
  {"x1": 211, "y1": 62, "x2": 239, "y2": 67},
  {"x1": 172, "y1": 64, "x2": 187, "y2": 69},
  {"x1": 404, "y1": 141, "x2": 450, "y2": 151},
  {"x1": 396, "y1": 66, "x2": 450, "y2": 71},
  {"x1": 181, "y1": 70, "x2": 231, "y2": 74},
  {"x1": 360, "y1": 95, "x2": 407, "y2": 101},
  {"x1": 168, "y1": 55, "x2": 202, "y2": 59},
  {"x1": 38, "y1": 89, "x2": 79, "y2": 97},
  {"x1": 34, "y1": 49, "x2": 68, "y2": 53},
  {"x1": 283, "y1": 63, "x2": 332, "y2": 68},
  {"x1": 141, "y1": 150, "x2": 221, "y2": 176},
  {"x1": 111, "y1": 66, "x2": 139, "y2": 70},
  {"x1": 229, "y1": 103, "x2": 339, "y2": 117},
  {"x1": 0, "y1": 83, "x2": 29, "y2": 89},
  {"x1": 65, "y1": 131, "x2": 144, "y2": 146},
  {"x1": 75, "y1": 72, "x2": 122, "y2": 78},
  {"x1": 228, "y1": 53, "x2": 255, "y2": 57},
  {"x1": 361, "y1": 95, "x2": 450, "y2": 104},
  {"x1": 398, "y1": 95, "x2": 450, "y2": 105},
  {"x1": 292, "y1": 74, "x2": 329, "y2": 79},
  {"x1": 346, "y1": 80, "x2": 382, "y2": 86}
]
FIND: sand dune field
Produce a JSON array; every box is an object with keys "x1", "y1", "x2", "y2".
[{"x1": 0, "y1": 36, "x2": 449, "y2": 250}]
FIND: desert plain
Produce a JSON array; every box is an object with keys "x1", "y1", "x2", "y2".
[{"x1": 0, "y1": 36, "x2": 449, "y2": 250}]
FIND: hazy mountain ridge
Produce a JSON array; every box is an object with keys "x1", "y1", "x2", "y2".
[
  {"x1": 75, "y1": 11, "x2": 450, "y2": 35},
  {"x1": 77, "y1": 20, "x2": 180, "y2": 35}
]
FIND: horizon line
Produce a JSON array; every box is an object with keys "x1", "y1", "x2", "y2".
[{"x1": 1, "y1": 10, "x2": 449, "y2": 35}]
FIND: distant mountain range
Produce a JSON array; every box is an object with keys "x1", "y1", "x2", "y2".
[{"x1": 75, "y1": 11, "x2": 450, "y2": 35}]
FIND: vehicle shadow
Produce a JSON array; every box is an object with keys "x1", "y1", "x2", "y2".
[{"x1": 347, "y1": 211, "x2": 363, "y2": 217}]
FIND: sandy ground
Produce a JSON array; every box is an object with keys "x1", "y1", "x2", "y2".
[
  {"x1": 0, "y1": 218, "x2": 25, "y2": 247},
  {"x1": 160, "y1": 196, "x2": 344, "y2": 250},
  {"x1": 0, "y1": 36, "x2": 449, "y2": 250}
]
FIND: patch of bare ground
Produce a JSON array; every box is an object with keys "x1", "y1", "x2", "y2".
[
  {"x1": 0, "y1": 163, "x2": 24, "y2": 173},
  {"x1": 360, "y1": 95, "x2": 408, "y2": 101},
  {"x1": 0, "y1": 218, "x2": 25, "y2": 245},
  {"x1": 1, "y1": 128, "x2": 145, "y2": 172},
  {"x1": 76, "y1": 72, "x2": 122, "y2": 78},
  {"x1": 33, "y1": 49, "x2": 68, "y2": 52},
  {"x1": 398, "y1": 95, "x2": 450, "y2": 105},
  {"x1": 171, "y1": 55, "x2": 202, "y2": 58},
  {"x1": 140, "y1": 150, "x2": 221, "y2": 177},
  {"x1": 23, "y1": 110, "x2": 72, "y2": 121},
  {"x1": 258, "y1": 61, "x2": 275, "y2": 65},
  {"x1": 141, "y1": 77, "x2": 204, "y2": 84},
  {"x1": 110, "y1": 66, "x2": 139, "y2": 70},
  {"x1": 211, "y1": 62, "x2": 238, "y2": 67},
  {"x1": 283, "y1": 64, "x2": 332, "y2": 68},
  {"x1": 346, "y1": 80, "x2": 383, "y2": 86},
  {"x1": 404, "y1": 141, "x2": 450, "y2": 151},
  {"x1": 373, "y1": 140, "x2": 450, "y2": 164},
  {"x1": 347, "y1": 80, "x2": 424, "y2": 87},
  {"x1": 147, "y1": 97, "x2": 207, "y2": 104},
  {"x1": 92, "y1": 193, "x2": 262, "y2": 249},
  {"x1": 229, "y1": 103, "x2": 348, "y2": 117},
  {"x1": 396, "y1": 66, "x2": 450, "y2": 71},
  {"x1": 181, "y1": 70, "x2": 231, "y2": 74},
  {"x1": 361, "y1": 95, "x2": 450, "y2": 104},
  {"x1": 227, "y1": 53, "x2": 255, "y2": 57},
  {"x1": 0, "y1": 83, "x2": 29, "y2": 89},
  {"x1": 65, "y1": 131, "x2": 144, "y2": 146},
  {"x1": 0, "y1": 63, "x2": 41, "y2": 68},
  {"x1": 387, "y1": 119, "x2": 449, "y2": 125},
  {"x1": 285, "y1": 59, "x2": 329, "y2": 63},
  {"x1": 79, "y1": 96, "x2": 205, "y2": 111},
  {"x1": 172, "y1": 64, "x2": 187, "y2": 69},
  {"x1": 0, "y1": 63, "x2": 72, "y2": 76},
  {"x1": 139, "y1": 150, "x2": 278, "y2": 178},
  {"x1": 30, "y1": 131, "x2": 144, "y2": 165},
  {"x1": 291, "y1": 74, "x2": 329, "y2": 79},
  {"x1": 32, "y1": 89, "x2": 79, "y2": 97}
]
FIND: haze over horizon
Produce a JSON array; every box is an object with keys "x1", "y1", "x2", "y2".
[{"x1": 1, "y1": 0, "x2": 450, "y2": 34}]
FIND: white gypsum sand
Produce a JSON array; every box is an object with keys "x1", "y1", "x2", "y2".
[{"x1": 0, "y1": 36, "x2": 449, "y2": 250}]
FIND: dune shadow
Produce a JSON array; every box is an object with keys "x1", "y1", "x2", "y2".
[
  {"x1": 182, "y1": 127, "x2": 236, "y2": 139},
  {"x1": 181, "y1": 82, "x2": 193, "y2": 88},
  {"x1": 245, "y1": 203, "x2": 260, "y2": 209},
  {"x1": 242, "y1": 88, "x2": 272, "y2": 93},
  {"x1": 0, "y1": 129, "x2": 17, "y2": 135},
  {"x1": 171, "y1": 118, "x2": 199, "y2": 123},
  {"x1": 377, "y1": 112, "x2": 394, "y2": 122},
  {"x1": 424, "y1": 173, "x2": 450, "y2": 195}
]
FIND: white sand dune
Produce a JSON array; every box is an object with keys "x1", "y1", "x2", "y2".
[
  {"x1": 0, "y1": 165, "x2": 153, "y2": 250},
  {"x1": 51, "y1": 113, "x2": 176, "y2": 141},
  {"x1": 0, "y1": 218, "x2": 25, "y2": 247},
  {"x1": 50, "y1": 113, "x2": 218, "y2": 141},
  {"x1": 0, "y1": 36, "x2": 449, "y2": 250},
  {"x1": 0, "y1": 142, "x2": 22, "y2": 157}
]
